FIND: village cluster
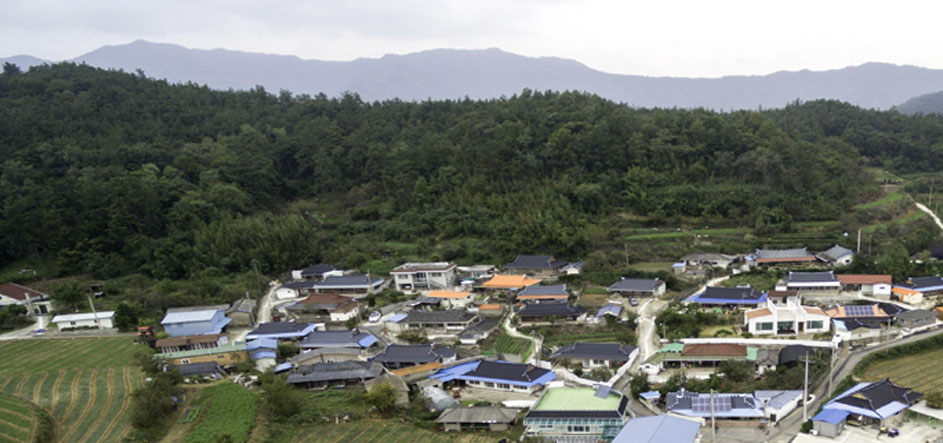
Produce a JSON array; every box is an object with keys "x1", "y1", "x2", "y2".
[{"x1": 2, "y1": 245, "x2": 943, "y2": 442}]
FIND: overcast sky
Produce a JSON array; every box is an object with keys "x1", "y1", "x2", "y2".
[{"x1": 2, "y1": 0, "x2": 941, "y2": 78}]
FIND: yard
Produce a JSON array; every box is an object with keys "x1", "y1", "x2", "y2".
[
  {"x1": 481, "y1": 328, "x2": 533, "y2": 361},
  {"x1": 0, "y1": 337, "x2": 142, "y2": 443},
  {"x1": 293, "y1": 419, "x2": 511, "y2": 443},
  {"x1": 721, "y1": 272, "x2": 780, "y2": 292},
  {"x1": 0, "y1": 393, "x2": 37, "y2": 443},
  {"x1": 860, "y1": 348, "x2": 943, "y2": 396}
]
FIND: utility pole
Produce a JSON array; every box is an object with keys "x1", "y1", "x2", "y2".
[
  {"x1": 826, "y1": 345, "x2": 835, "y2": 398},
  {"x1": 803, "y1": 355, "x2": 810, "y2": 422},
  {"x1": 710, "y1": 389, "x2": 716, "y2": 443},
  {"x1": 857, "y1": 229, "x2": 861, "y2": 253},
  {"x1": 86, "y1": 294, "x2": 102, "y2": 329}
]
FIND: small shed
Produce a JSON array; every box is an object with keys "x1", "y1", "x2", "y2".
[
  {"x1": 436, "y1": 406, "x2": 518, "y2": 432},
  {"x1": 51, "y1": 311, "x2": 115, "y2": 331},
  {"x1": 812, "y1": 409, "x2": 849, "y2": 438}
]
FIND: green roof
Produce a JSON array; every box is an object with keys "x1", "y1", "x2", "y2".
[
  {"x1": 746, "y1": 346, "x2": 757, "y2": 361},
  {"x1": 533, "y1": 387, "x2": 621, "y2": 411},
  {"x1": 155, "y1": 341, "x2": 246, "y2": 359},
  {"x1": 659, "y1": 343, "x2": 684, "y2": 353}
]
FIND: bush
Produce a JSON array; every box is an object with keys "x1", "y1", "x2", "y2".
[
  {"x1": 630, "y1": 374, "x2": 651, "y2": 399},
  {"x1": 927, "y1": 391, "x2": 943, "y2": 409},
  {"x1": 277, "y1": 341, "x2": 300, "y2": 360},
  {"x1": 260, "y1": 371, "x2": 307, "y2": 421},
  {"x1": 588, "y1": 367, "x2": 612, "y2": 381},
  {"x1": 800, "y1": 419, "x2": 813, "y2": 433},
  {"x1": 741, "y1": 332, "x2": 753, "y2": 338},
  {"x1": 397, "y1": 329, "x2": 428, "y2": 343},
  {"x1": 366, "y1": 381, "x2": 397, "y2": 415}
]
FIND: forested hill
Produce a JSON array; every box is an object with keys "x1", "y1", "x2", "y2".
[
  {"x1": 1, "y1": 63, "x2": 942, "y2": 281},
  {"x1": 896, "y1": 90, "x2": 943, "y2": 115}
]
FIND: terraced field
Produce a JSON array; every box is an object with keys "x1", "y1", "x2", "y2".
[
  {"x1": 294, "y1": 419, "x2": 506, "y2": 443},
  {"x1": 0, "y1": 338, "x2": 141, "y2": 443},
  {"x1": 0, "y1": 393, "x2": 37, "y2": 443},
  {"x1": 861, "y1": 348, "x2": 943, "y2": 395}
]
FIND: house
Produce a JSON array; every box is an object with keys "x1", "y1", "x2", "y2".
[
  {"x1": 0, "y1": 282, "x2": 52, "y2": 315},
  {"x1": 226, "y1": 297, "x2": 256, "y2": 327},
  {"x1": 837, "y1": 274, "x2": 892, "y2": 297},
  {"x1": 291, "y1": 264, "x2": 343, "y2": 281},
  {"x1": 436, "y1": 406, "x2": 518, "y2": 432},
  {"x1": 155, "y1": 341, "x2": 248, "y2": 366},
  {"x1": 309, "y1": 275, "x2": 384, "y2": 297},
  {"x1": 456, "y1": 265, "x2": 497, "y2": 280},
  {"x1": 612, "y1": 414, "x2": 701, "y2": 443},
  {"x1": 160, "y1": 305, "x2": 231, "y2": 337},
  {"x1": 171, "y1": 362, "x2": 227, "y2": 379},
  {"x1": 299, "y1": 329, "x2": 378, "y2": 351},
  {"x1": 293, "y1": 347, "x2": 363, "y2": 365},
  {"x1": 894, "y1": 276, "x2": 943, "y2": 301},
  {"x1": 550, "y1": 343, "x2": 638, "y2": 369},
  {"x1": 155, "y1": 334, "x2": 228, "y2": 354},
  {"x1": 474, "y1": 304, "x2": 504, "y2": 317},
  {"x1": 404, "y1": 296, "x2": 441, "y2": 311},
  {"x1": 514, "y1": 303, "x2": 587, "y2": 324},
  {"x1": 778, "y1": 345, "x2": 814, "y2": 367},
  {"x1": 365, "y1": 372, "x2": 410, "y2": 407},
  {"x1": 891, "y1": 286, "x2": 924, "y2": 304},
  {"x1": 426, "y1": 290, "x2": 474, "y2": 308},
  {"x1": 591, "y1": 303, "x2": 622, "y2": 324},
  {"x1": 390, "y1": 262, "x2": 457, "y2": 291},
  {"x1": 246, "y1": 338, "x2": 278, "y2": 360},
  {"x1": 682, "y1": 252, "x2": 741, "y2": 269},
  {"x1": 392, "y1": 310, "x2": 478, "y2": 334},
  {"x1": 275, "y1": 282, "x2": 316, "y2": 300},
  {"x1": 754, "y1": 390, "x2": 804, "y2": 423},
  {"x1": 480, "y1": 274, "x2": 542, "y2": 292},
  {"x1": 560, "y1": 261, "x2": 585, "y2": 275},
  {"x1": 897, "y1": 309, "x2": 936, "y2": 329},
  {"x1": 752, "y1": 248, "x2": 817, "y2": 266},
  {"x1": 246, "y1": 322, "x2": 318, "y2": 341},
  {"x1": 656, "y1": 343, "x2": 757, "y2": 370},
  {"x1": 427, "y1": 360, "x2": 556, "y2": 394},
  {"x1": 826, "y1": 304, "x2": 891, "y2": 325},
  {"x1": 743, "y1": 298, "x2": 830, "y2": 335},
  {"x1": 51, "y1": 311, "x2": 115, "y2": 331},
  {"x1": 812, "y1": 408, "x2": 850, "y2": 438},
  {"x1": 779, "y1": 271, "x2": 841, "y2": 293},
  {"x1": 766, "y1": 290, "x2": 798, "y2": 306},
  {"x1": 607, "y1": 278, "x2": 666, "y2": 297},
  {"x1": 286, "y1": 361, "x2": 383, "y2": 388},
  {"x1": 817, "y1": 379, "x2": 922, "y2": 427},
  {"x1": 371, "y1": 344, "x2": 457, "y2": 369},
  {"x1": 523, "y1": 386, "x2": 629, "y2": 440},
  {"x1": 833, "y1": 319, "x2": 884, "y2": 345},
  {"x1": 284, "y1": 293, "x2": 361, "y2": 322},
  {"x1": 685, "y1": 286, "x2": 767, "y2": 309},
  {"x1": 516, "y1": 285, "x2": 569, "y2": 303},
  {"x1": 504, "y1": 255, "x2": 570, "y2": 277},
  {"x1": 818, "y1": 244, "x2": 855, "y2": 266},
  {"x1": 457, "y1": 318, "x2": 499, "y2": 345},
  {"x1": 666, "y1": 389, "x2": 765, "y2": 422}
]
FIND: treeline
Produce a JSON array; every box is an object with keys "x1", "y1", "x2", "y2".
[{"x1": 1, "y1": 63, "x2": 941, "y2": 280}]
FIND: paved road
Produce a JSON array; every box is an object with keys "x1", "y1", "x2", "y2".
[
  {"x1": 916, "y1": 202, "x2": 943, "y2": 231},
  {"x1": 256, "y1": 282, "x2": 278, "y2": 324}
]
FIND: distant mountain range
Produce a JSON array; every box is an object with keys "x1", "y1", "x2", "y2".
[
  {"x1": 5, "y1": 40, "x2": 943, "y2": 110},
  {"x1": 896, "y1": 91, "x2": 943, "y2": 115}
]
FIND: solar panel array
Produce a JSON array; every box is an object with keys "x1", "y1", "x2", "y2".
[
  {"x1": 844, "y1": 305, "x2": 873, "y2": 316},
  {"x1": 691, "y1": 396, "x2": 732, "y2": 412},
  {"x1": 594, "y1": 385, "x2": 612, "y2": 399}
]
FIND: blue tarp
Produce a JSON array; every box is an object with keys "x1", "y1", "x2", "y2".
[
  {"x1": 813, "y1": 408, "x2": 850, "y2": 425},
  {"x1": 274, "y1": 362, "x2": 294, "y2": 373},
  {"x1": 640, "y1": 391, "x2": 661, "y2": 400}
]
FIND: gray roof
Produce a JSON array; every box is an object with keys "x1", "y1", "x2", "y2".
[
  {"x1": 403, "y1": 310, "x2": 476, "y2": 324},
  {"x1": 172, "y1": 362, "x2": 225, "y2": 377},
  {"x1": 228, "y1": 297, "x2": 256, "y2": 313},
  {"x1": 755, "y1": 390, "x2": 804, "y2": 409},
  {"x1": 300, "y1": 330, "x2": 375, "y2": 348},
  {"x1": 700, "y1": 286, "x2": 763, "y2": 301},
  {"x1": 458, "y1": 319, "x2": 499, "y2": 340},
  {"x1": 819, "y1": 245, "x2": 854, "y2": 261},
  {"x1": 786, "y1": 271, "x2": 838, "y2": 283},
  {"x1": 505, "y1": 255, "x2": 568, "y2": 270},
  {"x1": 436, "y1": 406, "x2": 518, "y2": 424},
  {"x1": 910, "y1": 276, "x2": 943, "y2": 289},
  {"x1": 550, "y1": 343, "x2": 636, "y2": 361},
  {"x1": 281, "y1": 281, "x2": 317, "y2": 290},
  {"x1": 287, "y1": 361, "x2": 382, "y2": 384},
  {"x1": 608, "y1": 278, "x2": 664, "y2": 292},
  {"x1": 311, "y1": 275, "x2": 384, "y2": 288},
  {"x1": 897, "y1": 309, "x2": 934, "y2": 320},
  {"x1": 518, "y1": 285, "x2": 568, "y2": 296},
  {"x1": 612, "y1": 415, "x2": 701, "y2": 443},
  {"x1": 293, "y1": 347, "x2": 362, "y2": 365},
  {"x1": 516, "y1": 303, "x2": 586, "y2": 318},
  {"x1": 561, "y1": 261, "x2": 585, "y2": 271},
  {"x1": 755, "y1": 248, "x2": 812, "y2": 260},
  {"x1": 372, "y1": 344, "x2": 456, "y2": 364}
]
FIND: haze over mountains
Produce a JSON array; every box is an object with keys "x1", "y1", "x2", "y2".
[{"x1": 5, "y1": 40, "x2": 943, "y2": 110}]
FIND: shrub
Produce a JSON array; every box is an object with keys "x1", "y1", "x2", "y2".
[
  {"x1": 366, "y1": 381, "x2": 397, "y2": 415},
  {"x1": 588, "y1": 367, "x2": 612, "y2": 381},
  {"x1": 927, "y1": 391, "x2": 943, "y2": 409},
  {"x1": 741, "y1": 332, "x2": 753, "y2": 338}
]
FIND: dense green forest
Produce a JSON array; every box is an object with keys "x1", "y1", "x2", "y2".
[{"x1": 1, "y1": 62, "x2": 943, "y2": 283}]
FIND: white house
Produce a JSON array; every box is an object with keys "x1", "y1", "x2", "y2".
[
  {"x1": 818, "y1": 245, "x2": 855, "y2": 267},
  {"x1": 755, "y1": 390, "x2": 804, "y2": 424},
  {"x1": 51, "y1": 311, "x2": 115, "y2": 331},
  {"x1": 744, "y1": 297, "x2": 830, "y2": 335},
  {"x1": 390, "y1": 262, "x2": 457, "y2": 291},
  {"x1": 290, "y1": 264, "x2": 344, "y2": 281},
  {"x1": 0, "y1": 282, "x2": 53, "y2": 315},
  {"x1": 778, "y1": 271, "x2": 841, "y2": 293},
  {"x1": 837, "y1": 275, "x2": 892, "y2": 297},
  {"x1": 426, "y1": 290, "x2": 474, "y2": 308},
  {"x1": 275, "y1": 282, "x2": 316, "y2": 300}
]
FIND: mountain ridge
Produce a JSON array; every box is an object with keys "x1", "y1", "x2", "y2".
[{"x1": 4, "y1": 40, "x2": 943, "y2": 109}]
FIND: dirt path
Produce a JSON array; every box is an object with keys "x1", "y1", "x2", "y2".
[
  {"x1": 916, "y1": 202, "x2": 943, "y2": 231},
  {"x1": 99, "y1": 367, "x2": 132, "y2": 442},
  {"x1": 76, "y1": 368, "x2": 114, "y2": 443},
  {"x1": 61, "y1": 368, "x2": 98, "y2": 442}
]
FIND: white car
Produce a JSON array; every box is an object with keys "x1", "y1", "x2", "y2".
[{"x1": 368, "y1": 311, "x2": 382, "y2": 323}]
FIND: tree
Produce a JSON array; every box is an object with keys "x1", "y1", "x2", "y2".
[
  {"x1": 51, "y1": 279, "x2": 85, "y2": 312},
  {"x1": 260, "y1": 371, "x2": 306, "y2": 420},
  {"x1": 630, "y1": 374, "x2": 651, "y2": 399},
  {"x1": 588, "y1": 367, "x2": 612, "y2": 381},
  {"x1": 113, "y1": 303, "x2": 139, "y2": 331},
  {"x1": 365, "y1": 380, "x2": 396, "y2": 415},
  {"x1": 277, "y1": 341, "x2": 300, "y2": 360},
  {"x1": 927, "y1": 391, "x2": 943, "y2": 409},
  {"x1": 718, "y1": 360, "x2": 754, "y2": 383}
]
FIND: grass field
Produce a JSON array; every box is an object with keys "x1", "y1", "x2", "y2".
[
  {"x1": 627, "y1": 261, "x2": 675, "y2": 272},
  {"x1": 0, "y1": 393, "x2": 37, "y2": 443},
  {"x1": 293, "y1": 419, "x2": 509, "y2": 443},
  {"x1": 854, "y1": 192, "x2": 905, "y2": 210},
  {"x1": 0, "y1": 337, "x2": 142, "y2": 443},
  {"x1": 185, "y1": 382, "x2": 259, "y2": 443},
  {"x1": 860, "y1": 348, "x2": 943, "y2": 395}
]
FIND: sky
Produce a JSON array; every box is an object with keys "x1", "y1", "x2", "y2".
[{"x1": 1, "y1": 0, "x2": 942, "y2": 78}]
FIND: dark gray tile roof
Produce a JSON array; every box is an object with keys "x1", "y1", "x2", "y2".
[
  {"x1": 786, "y1": 271, "x2": 838, "y2": 283},
  {"x1": 778, "y1": 345, "x2": 814, "y2": 366},
  {"x1": 516, "y1": 303, "x2": 586, "y2": 317},
  {"x1": 436, "y1": 406, "x2": 518, "y2": 424},
  {"x1": 910, "y1": 276, "x2": 943, "y2": 289},
  {"x1": 518, "y1": 285, "x2": 568, "y2": 296},
  {"x1": 372, "y1": 344, "x2": 456, "y2": 364},
  {"x1": 608, "y1": 278, "x2": 663, "y2": 292},
  {"x1": 287, "y1": 361, "x2": 383, "y2": 384},
  {"x1": 834, "y1": 379, "x2": 922, "y2": 411},
  {"x1": 467, "y1": 360, "x2": 551, "y2": 383},
  {"x1": 505, "y1": 255, "x2": 568, "y2": 270},
  {"x1": 311, "y1": 275, "x2": 384, "y2": 288},
  {"x1": 249, "y1": 322, "x2": 313, "y2": 335},
  {"x1": 403, "y1": 310, "x2": 476, "y2": 324},
  {"x1": 701, "y1": 286, "x2": 763, "y2": 301},
  {"x1": 281, "y1": 281, "x2": 317, "y2": 290},
  {"x1": 300, "y1": 264, "x2": 339, "y2": 276},
  {"x1": 550, "y1": 343, "x2": 636, "y2": 361},
  {"x1": 458, "y1": 319, "x2": 499, "y2": 339},
  {"x1": 896, "y1": 309, "x2": 933, "y2": 320}
]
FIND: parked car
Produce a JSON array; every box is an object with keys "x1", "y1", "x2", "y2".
[
  {"x1": 368, "y1": 311, "x2": 382, "y2": 323},
  {"x1": 629, "y1": 297, "x2": 639, "y2": 306}
]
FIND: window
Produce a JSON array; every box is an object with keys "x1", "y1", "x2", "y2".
[
  {"x1": 757, "y1": 322, "x2": 774, "y2": 331},
  {"x1": 807, "y1": 320, "x2": 824, "y2": 329},
  {"x1": 777, "y1": 321, "x2": 793, "y2": 331},
  {"x1": 567, "y1": 425, "x2": 589, "y2": 433},
  {"x1": 431, "y1": 272, "x2": 443, "y2": 277}
]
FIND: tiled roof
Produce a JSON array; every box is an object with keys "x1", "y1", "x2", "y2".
[
  {"x1": 681, "y1": 343, "x2": 746, "y2": 358},
  {"x1": 550, "y1": 343, "x2": 636, "y2": 361},
  {"x1": 745, "y1": 308, "x2": 772, "y2": 320},
  {"x1": 155, "y1": 334, "x2": 225, "y2": 348},
  {"x1": 516, "y1": 303, "x2": 586, "y2": 318},
  {"x1": 819, "y1": 245, "x2": 854, "y2": 261},
  {"x1": 0, "y1": 283, "x2": 46, "y2": 301},
  {"x1": 372, "y1": 344, "x2": 456, "y2": 364},
  {"x1": 481, "y1": 275, "x2": 542, "y2": 289},
  {"x1": 403, "y1": 310, "x2": 476, "y2": 324},
  {"x1": 608, "y1": 278, "x2": 664, "y2": 292},
  {"x1": 755, "y1": 248, "x2": 815, "y2": 262},
  {"x1": 786, "y1": 271, "x2": 838, "y2": 283},
  {"x1": 505, "y1": 255, "x2": 567, "y2": 270},
  {"x1": 427, "y1": 290, "x2": 472, "y2": 299},
  {"x1": 518, "y1": 285, "x2": 568, "y2": 297},
  {"x1": 700, "y1": 286, "x2": 764, "y2": 301},
  {"x1": 466, "y1": 360, "x2": 551, "y2": 383},
  {"x1": 837, "y1": 274, "x2": 892, "y2": 285}
]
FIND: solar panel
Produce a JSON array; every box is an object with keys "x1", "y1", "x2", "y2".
[
  {"x1": 715, "y1": 396, "x2": 732, "y2": 412},
  {"x1": 845, "y1": 305, "x2": 873, "y2": 316},
  {"x1": 594, "y1": 385, "x2": 612, "y2": 399}
]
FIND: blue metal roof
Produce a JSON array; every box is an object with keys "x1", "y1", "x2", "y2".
[
  {"x1": 250, "y1": 350, "x2": 277, "y2": 360},
  {"x1": 613, "y1": 415, "x2": 701, "y2": 443},
  {"x1": 813, "y1": 408, "x2": 850, "y2": 425},
  {"x1": 640, "y1": 391, "x2": 661, "y2": 400},
  {"x1": 358, "y1": 335, "x2": 378, "y2": 348},
  {"x1": 685, "y1": 293, "x2": 768, "y2": 305},
  {"x1": 274, "y1": 362, "x2": 294, "y2": 373},
  {"x1": 385, "y1": 313, "x2": 407, "y2": 323},
  {"x1": 247, "y1": 338, "x2": 277, "y2": 351}
]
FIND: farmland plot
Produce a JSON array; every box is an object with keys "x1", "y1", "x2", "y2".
[{"x1": 861, "y1": 348, "x2": 943, "y2": 395}]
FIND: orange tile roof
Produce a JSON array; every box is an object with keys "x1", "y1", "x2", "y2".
[
  {"x1": 803, "y1": 306, "x2": 827, "y2": 316},
  {"x1": 390, "y1": 361, "x2": 443, "y2": 377},
  {"x1": 427, "y1": 290, "x2": 472, "y2": 299},
  {"x1": 838, "y1": 274, "x2": 892, "y2": 285},
  {"x1": 481, "y1": 275, "x2": 542, "y2": 289},
  {"x1": 478, "y1": 304, "x2": 503, "y2": 310},
  {"x1": 745, "y1": 308, "x2": 772, "y2": 320},
  {"x1": 892, "y1": 286, "x2": 919, "y2": 296},
  {"x1": 681, "y1": 343, "x2": 746, "y2": 358}
]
